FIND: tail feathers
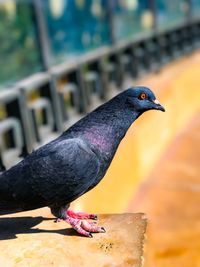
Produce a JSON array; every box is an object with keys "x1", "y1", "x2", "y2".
[{"x1": 0, "y1": 201, "x2": 23, "y2": 215}]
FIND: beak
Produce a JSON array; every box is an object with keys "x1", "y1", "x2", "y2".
[{"x1": 153, "y1": 99, "x2": 165, "y2": 112}]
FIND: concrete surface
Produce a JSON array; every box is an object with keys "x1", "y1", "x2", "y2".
[{"x1": 0, "y1": 211, "x2": 146, "y2": 267}]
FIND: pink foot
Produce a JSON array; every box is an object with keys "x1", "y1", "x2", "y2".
[
  {"x1": 67, "y1": 209, "x2": 97, "y2": 220},
  {"x1": 65, "y1": 216, "x2": 106, "y2": 237}
]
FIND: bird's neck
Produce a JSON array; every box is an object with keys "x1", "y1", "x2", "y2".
[{"x1": 71, "y1": 101, "x2": 141, "y2": 158}]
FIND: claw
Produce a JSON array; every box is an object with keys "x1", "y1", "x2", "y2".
[
  {"x1": 101, "y1": 227, "x2": 106, "y2": 233},
  {"x1": 91, "y1": 214, "x2": 98, "y2": 220},
  {"x1": 88, "y1": 233, "x2": 93, "y2": 238},
  {"x1": 54, "y1": 218, "x2": 62, "y2": 223},
  {"x1": 61, "y1": 215, "x2": 106, "y2": 237}
]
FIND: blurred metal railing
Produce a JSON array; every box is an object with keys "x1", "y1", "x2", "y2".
[{"x1": 0, "y1": 0, "x2": 200, "y2": 168}]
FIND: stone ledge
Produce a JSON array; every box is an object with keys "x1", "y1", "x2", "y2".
[{"x1": 0, "y1": 209, "x2": 147, "y2": 267}]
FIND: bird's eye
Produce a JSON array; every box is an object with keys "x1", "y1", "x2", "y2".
[{"x1": 138, "y1": 93, "x2": 147, "y2": 100}]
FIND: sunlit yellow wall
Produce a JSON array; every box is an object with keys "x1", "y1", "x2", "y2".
[{"x1": 73, "y1": 52, "x2": 200, "y2": 214}]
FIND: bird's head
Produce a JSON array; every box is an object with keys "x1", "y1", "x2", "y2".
[{"x1": 124, "y1": 86, "x2": 165, "y2": 113}]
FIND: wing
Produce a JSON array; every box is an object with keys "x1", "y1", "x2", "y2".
[
  {"x1": 25, "y1": 138, "x2": 101, "y2": 206},
  {"x1": 0, "y1": 138, "x2": 100, "y2": 213}
]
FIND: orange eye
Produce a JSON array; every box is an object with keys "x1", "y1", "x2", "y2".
[{"x1": 139, "y1": 93, "x2": 147, "y2": 100}]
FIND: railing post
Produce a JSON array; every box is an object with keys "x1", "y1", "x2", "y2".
[
  {"x1": 32, "y1": 0, "x2": 63, "y2": 132},
  {"x1": 149, "y1": 0, "x2": 157, "y2": 31},
  {"x1": 107, "y1": 0, "x2": 115, "y2": 45},
  {"x1": 32, "y1": 0, "x2": 51, "y2": 70}
]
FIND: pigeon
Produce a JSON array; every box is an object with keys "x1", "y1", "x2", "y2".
[{"x1": 0, "y1": 86, "x2": 165, "y2": 237}]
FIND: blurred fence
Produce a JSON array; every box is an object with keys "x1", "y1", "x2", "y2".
[{"x1": 0, "y1": 0, "x2": 200, "y2": 168}]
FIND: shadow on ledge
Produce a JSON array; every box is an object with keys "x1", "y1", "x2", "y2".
[{"x1": 0, "y1": 216, "x2": 77, "y2": 240}]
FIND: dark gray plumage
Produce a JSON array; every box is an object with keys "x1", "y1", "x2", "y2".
[{"x1": 0, "y1": 87, "x2": 165, "y2": 219}]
